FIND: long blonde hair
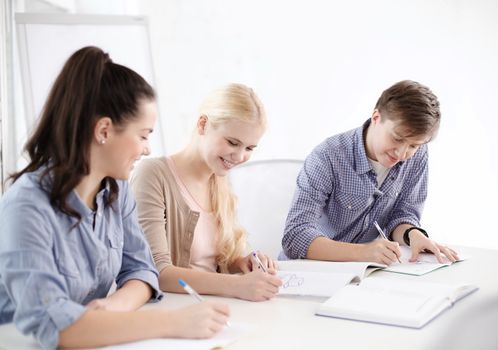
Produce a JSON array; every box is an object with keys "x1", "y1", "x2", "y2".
[{"x1": 199, "y1": 83, "x2": 267, "y2": 272}]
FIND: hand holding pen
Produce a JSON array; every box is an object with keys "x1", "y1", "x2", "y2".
[
  {"x1": 252, "y1": 251, "x2": 268, "y2": 273},
  {"x1": 179, "y1": 279, "x2": 231, "y2": 327},
  {"x1": 373, "y1": 220, "x2": 402, "y2": 264}
]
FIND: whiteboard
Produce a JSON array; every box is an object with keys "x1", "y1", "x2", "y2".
[{"x1": 15, "y1": 13, "x2": 165, "y2": 155}]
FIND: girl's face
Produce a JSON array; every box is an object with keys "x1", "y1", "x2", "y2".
[
  {"x1": 198, "y1": 116, "x2": 265, "y2": 176},
  {"x1": 366, "y1": 110, "x2": 428, "y2": 168},
  {"x1": 101, "y1": 99, "x2": 157, "y2": 180}
]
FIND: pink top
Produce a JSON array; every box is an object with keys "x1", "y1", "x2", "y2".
[{"x1": 166, "y1": 157, "x2": 218, "y2": 272}]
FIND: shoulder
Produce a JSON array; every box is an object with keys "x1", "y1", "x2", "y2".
[
  {"x1": 0, "y1": 173, "x2": 56, "y2": 246},
  {"x1": 307, "y1": 126, "x2": 359, "y2": 167},
  {"x1": 131, "y1": 157, "x2": 174, "y2": 185},
  {"x1": 409, "y1": 144, "x2": 429, "y2": 164},
  {"x1": 1, "y1": 172, "x2": 51, "y2": 210}
]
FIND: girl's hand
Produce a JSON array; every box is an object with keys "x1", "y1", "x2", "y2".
[
  {"x1": 233, "y1": 270, "x2": 282, "y2": 301},
  {"x1": 232, "y1": 251, "x2": 278, "y2": 274},
  {"x1": 167, "y1": 301, "x2": 230, "y2": 339}
]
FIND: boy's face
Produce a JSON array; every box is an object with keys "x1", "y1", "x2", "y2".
[{"x1": 365, "y1": 110, "x2": 429, "y2": 168}]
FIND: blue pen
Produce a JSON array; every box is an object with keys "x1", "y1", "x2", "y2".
[
  {"x1": 178, "y1": 279, "x2": 231, "y2": 327},
  {"x1": 178, "y1": 278, "x2": 204, "y2": 302}
]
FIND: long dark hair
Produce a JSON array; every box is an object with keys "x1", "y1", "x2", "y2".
[{"x1": 9, "y1": 46, "x2": 155, "y2": 219}]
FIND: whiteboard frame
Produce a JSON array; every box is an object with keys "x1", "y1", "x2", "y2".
[{"x1": 14, "y1": 13, "x2": 165, "y2": 154}]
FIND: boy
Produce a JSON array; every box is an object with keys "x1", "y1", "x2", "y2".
[{"x1": 282, "y1": 80, "x2": 458, "y2": 265}]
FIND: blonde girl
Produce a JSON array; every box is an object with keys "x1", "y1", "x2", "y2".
[{"x1": 131, "y1": 83, "x2": 282, "y2": 301}]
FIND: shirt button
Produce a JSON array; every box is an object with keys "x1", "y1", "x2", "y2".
[{"x1": 347, "y1": 205, "x2": 352, "y2": 210}]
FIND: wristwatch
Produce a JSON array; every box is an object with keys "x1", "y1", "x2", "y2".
[{"x1": 403, "y1": 227, "x2": 429, "y2": 246}]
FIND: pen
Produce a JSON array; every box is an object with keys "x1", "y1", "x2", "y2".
[
  {"x1": 252, "y1": 251, "x2": 268, "y2": 273},
  {"x1": 178, "y1": 278, "x2": 203, "y2": 302},
  {"x1": 373, "y1": 220, "x2": 402, "y2": 263},
  {"x1": 178, "y1": 279, "x2": 231, "y2": 327}
]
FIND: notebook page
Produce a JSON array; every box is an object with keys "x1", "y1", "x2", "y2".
[{"x1": 277, "y1": 271, "x2": 358, "y2": 296}]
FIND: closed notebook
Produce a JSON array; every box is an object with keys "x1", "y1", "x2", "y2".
[{"x1": 315, "y1": 277, "x2": 478, "y2": 328}]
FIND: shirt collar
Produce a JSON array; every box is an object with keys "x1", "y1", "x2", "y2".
[
  {"x1": 354, "y1": 119, "x2": 374, "y2": 175},
  {"x1": 66, "y1": 179, "x2": 111, "y2": 218}
]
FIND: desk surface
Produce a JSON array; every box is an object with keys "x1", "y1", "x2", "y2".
[{"x1": 1, "y1": 246, "x2": 497, "y2": 350}]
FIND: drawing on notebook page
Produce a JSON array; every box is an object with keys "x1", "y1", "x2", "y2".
[{"x1": 281, "y1": 274, "x2": 304, "y2": 288}]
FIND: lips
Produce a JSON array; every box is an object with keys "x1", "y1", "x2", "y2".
[
  {"x1": 387, "y1": 153, "x2": 399, "y2": 163},
  {"x1": 221, "y1": 157, "x2": 235, "y2": 169}
]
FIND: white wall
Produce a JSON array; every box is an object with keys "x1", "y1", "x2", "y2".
[
  {"x1": 7, "y1": 0, "x2": 498, "y2": 249},
  {"x1": 138, "y1": 0, "x2": 498, "y2": 249}
]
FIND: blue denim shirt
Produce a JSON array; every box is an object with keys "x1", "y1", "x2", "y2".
[
  {"x1": 282, "y1": 120, "x2": 428, "y2": 259},
  {"x1": 0, "y1": 168, "x2": 163, "y2": 350}
]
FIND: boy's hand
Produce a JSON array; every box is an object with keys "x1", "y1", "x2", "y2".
[
  {"x1": 360, "y1": 240, "x2": 402, "y2": 265},
  {"x1": 408, "y1": 231, "x2": 459, "y2": 263}
]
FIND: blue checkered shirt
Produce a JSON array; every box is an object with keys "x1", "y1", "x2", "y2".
[{"x1": 282, "y1": 120, "x2": 428, "y2": 259}]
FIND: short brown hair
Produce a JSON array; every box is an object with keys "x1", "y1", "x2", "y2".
[{"x1": 375, "y1": 80, "x2": 440, "y2": 139}]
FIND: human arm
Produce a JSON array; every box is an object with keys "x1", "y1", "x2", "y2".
[
  {"x1": 391, "y1": 224, "x2": 459, "y2": 263},
  {"x1": 59, "y1": 301, "x2": 230, "y2": 348},
  {"x1": 385, "y1": 146, "x2": 458, "y2": 262},
  {"x1": 282, "y1": 143, "x2": 401, "y2": 263},
  {"x1": 282, "y1": 145, "x2": 336, "y2": 259},
  {"x1": 306, "y1": 236, "x2": 401, "y2": 265},
  {"x1": 86, "y1": 279, "x2": 153, "y2": 311},
  {"x1": 158, "y1": 264, "x2": 282, "y2": 302},
  {"x1": 0, "y1": 191, "x2": 229, "y2": 349}
]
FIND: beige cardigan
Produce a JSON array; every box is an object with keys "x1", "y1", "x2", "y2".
[{"x1": 130, "y1": 157, "x2": 200, "y2": 273}]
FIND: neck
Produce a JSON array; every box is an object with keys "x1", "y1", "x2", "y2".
[
  {"x1": 171, "y1": 145, "x2": 213, "y2": 184},
  {"x1": 75, "y1": 174, "x2": 104, "y2": 210}
]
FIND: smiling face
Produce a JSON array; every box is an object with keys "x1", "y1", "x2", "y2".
[
  {"x1": 365, "y1": 110, "x2": 429, "y2": 168},
  {"x1": 99, "y1": 99, "x2": 157, "y2": 180},
  {"x1": 197, "y1": 116, "x2": 265, "y2": 176}
]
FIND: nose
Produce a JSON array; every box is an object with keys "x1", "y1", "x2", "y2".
[
  {"x1": 231, "y1": 149, "x2": 246, "y2": 163},
  {"x1": 394, "y1": 143, "x2": 409, "y2": 160}
]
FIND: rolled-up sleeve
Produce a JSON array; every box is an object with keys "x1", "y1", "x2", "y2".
[
  {"x1": 385, "y1": 145, "x2": 428, "y2": 236},
  {"x1": 117, "y1": 181, "x2": 163, "y2": 302},
  {"x1": 282, "y1": 143, "x2": 335, "y2": 259},
  {"x1": 0, "y1": 201, "x2": 86, "y2": 350}
]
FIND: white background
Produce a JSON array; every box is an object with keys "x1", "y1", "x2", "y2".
[{"x1": 9, "y1": 0, "x2": 498, "y2": 249}]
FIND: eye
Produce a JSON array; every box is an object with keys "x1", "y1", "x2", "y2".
[
  {"x1": 246, "y1": 146, "x2": 255, "y2": 152},
  {"x1": 227, "y1": 139, "x2": 238, "y2": 146}
]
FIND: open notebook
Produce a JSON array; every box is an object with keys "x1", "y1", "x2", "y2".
[
  {"x1": 277, "y1": 260, "x2": 385, "y2": 297},
  {"x1": 383, "y1": 246, "x2": 469, "y2": 276},
  {"x1": 315, "y1": 278, "x2": 478, "y2": 328}
]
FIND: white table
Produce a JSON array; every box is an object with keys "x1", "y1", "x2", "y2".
[{"x1": 1, "y1": 246, "x2": 497, "y2": 349}]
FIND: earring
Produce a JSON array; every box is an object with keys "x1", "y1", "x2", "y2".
[{"x1": 100, "y1": 139, "x2": 106, "y2": 145}]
